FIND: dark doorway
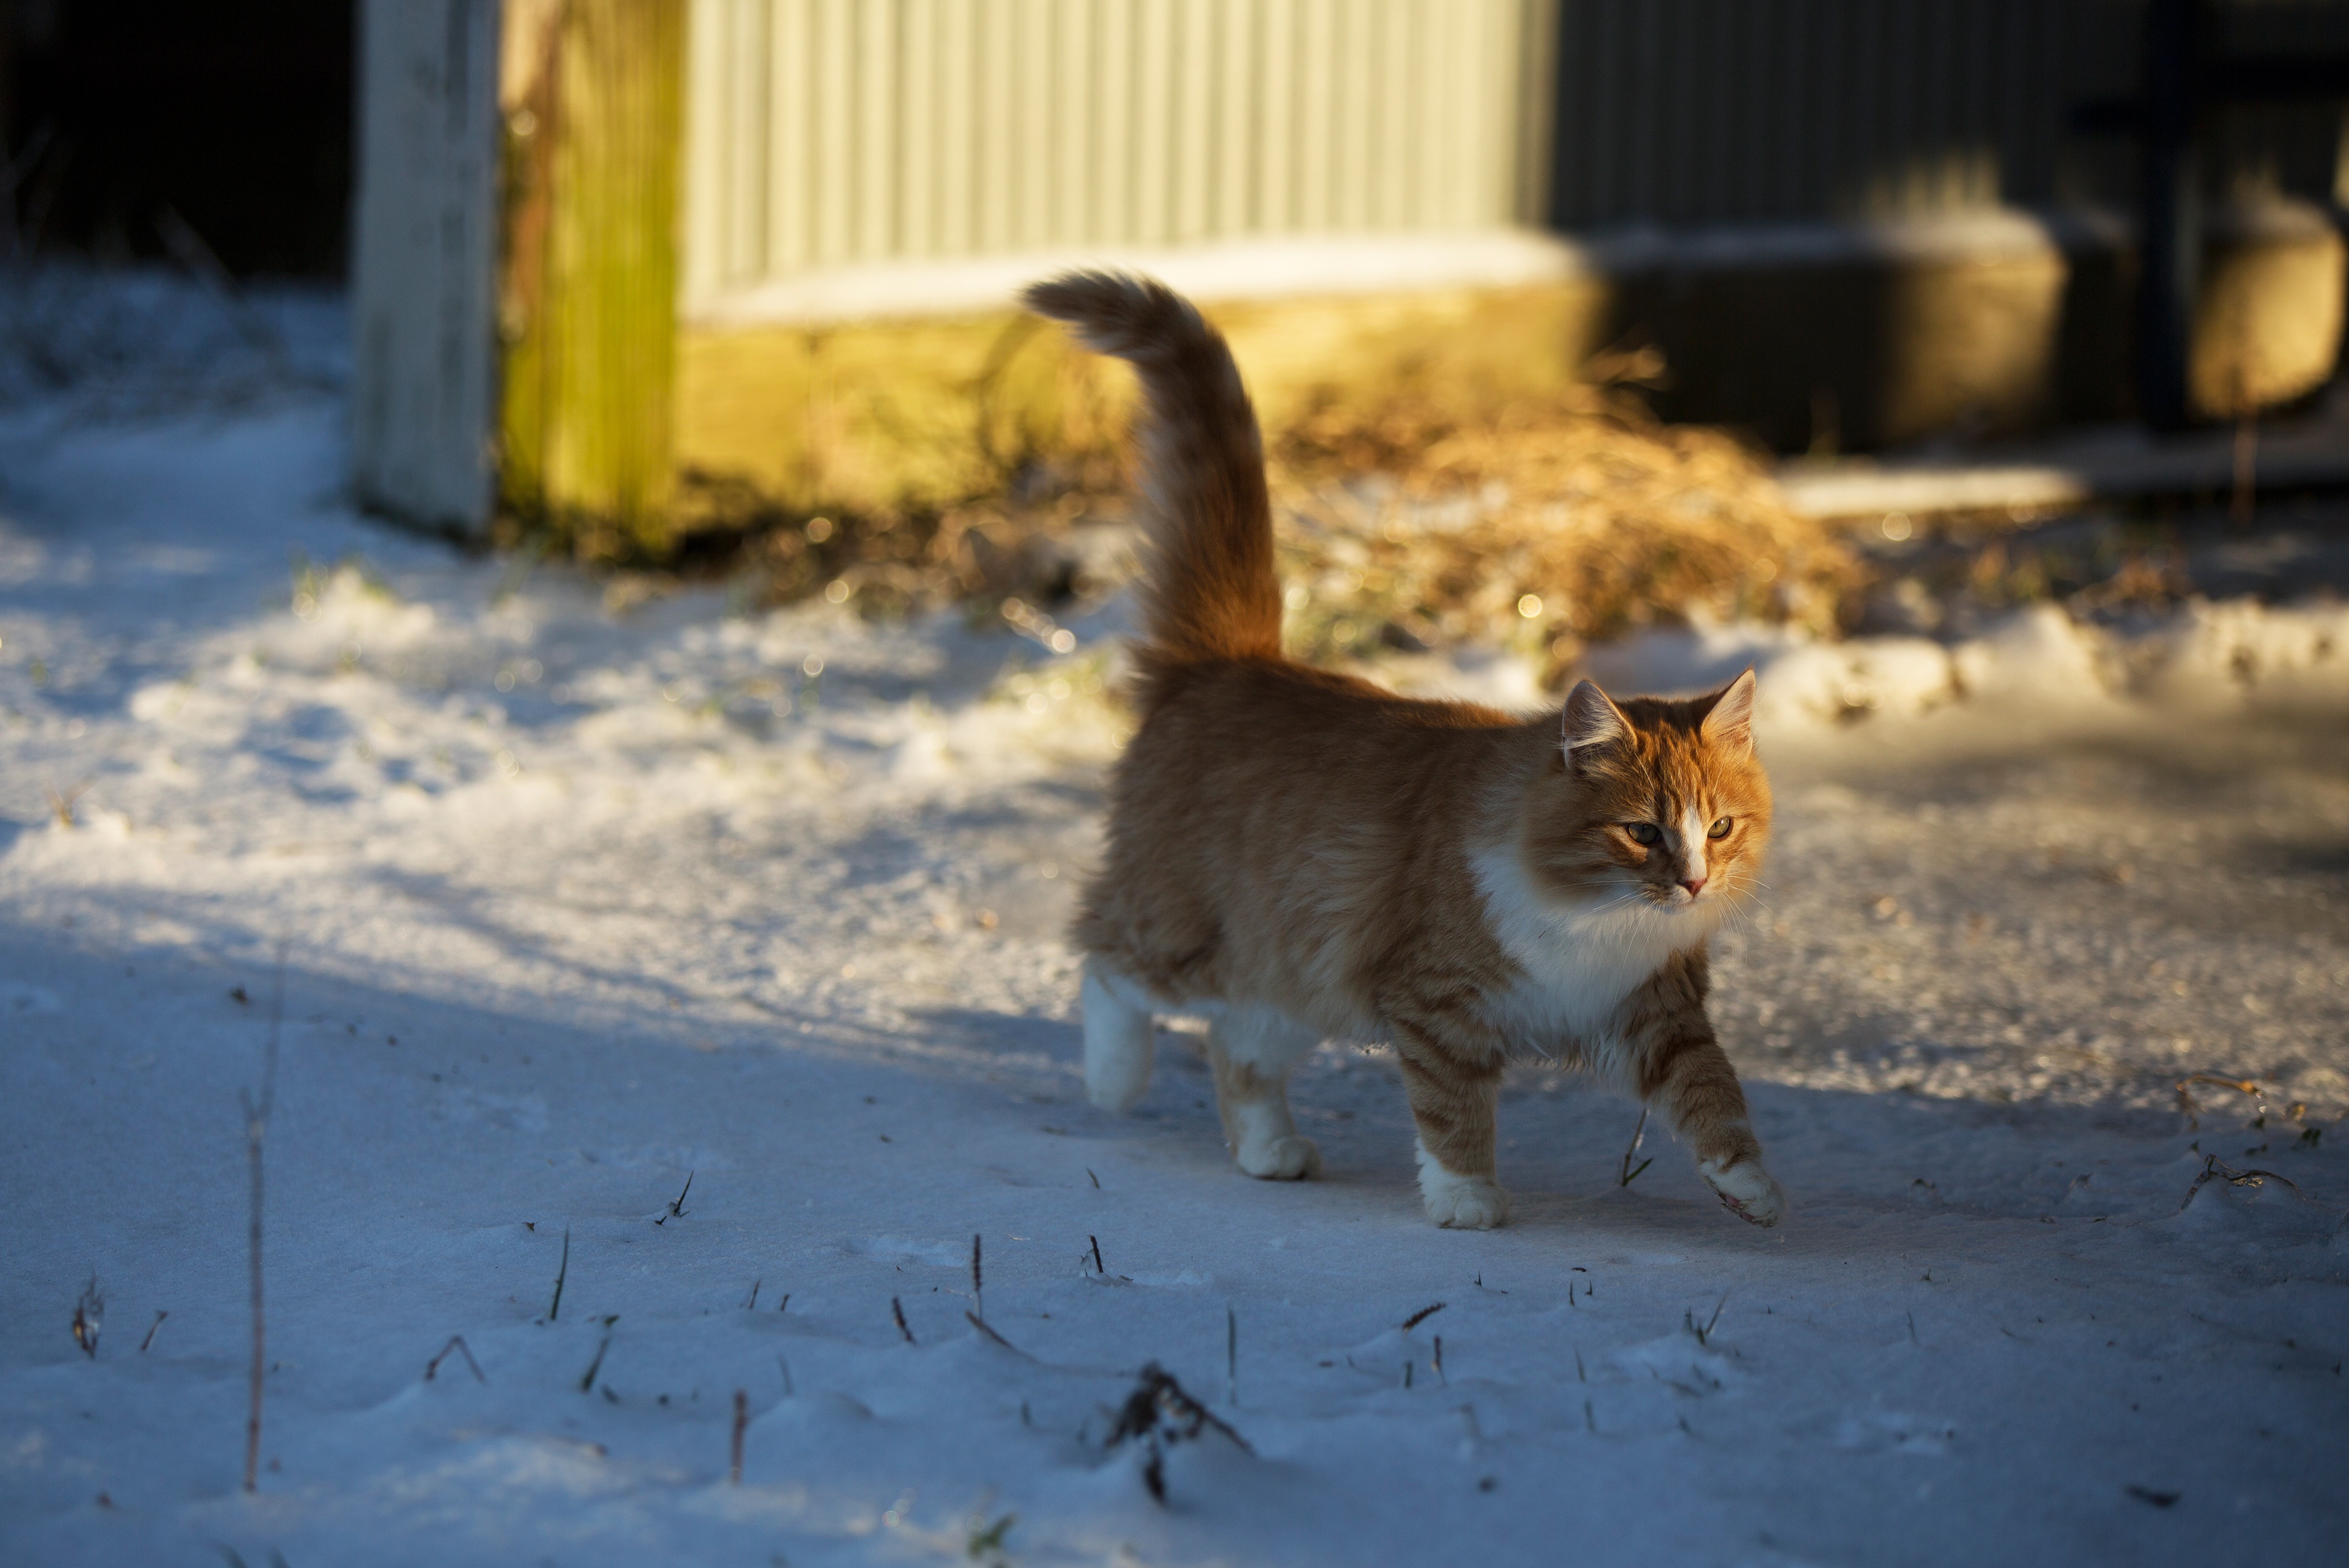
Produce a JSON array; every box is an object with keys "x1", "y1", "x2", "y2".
[{"x1": 4, "y1": 0, "x2": 352, "y2": 278}]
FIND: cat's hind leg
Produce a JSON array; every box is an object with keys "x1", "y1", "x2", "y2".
[
  {"x1": 1082, "y1": 959, "x2": 1157, "y2": 1113},
  {"x1": 1204, "y1": 1007, "x2": 1323, "y2": 1180}
]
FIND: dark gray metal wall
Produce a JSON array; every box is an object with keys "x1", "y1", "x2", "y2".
[{"x1": 1543, "y1": 0, "x2": 2347, "y2": 229}]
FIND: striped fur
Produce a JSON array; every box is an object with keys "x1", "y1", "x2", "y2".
[{"x1": 1030, "y1": 270, "x2": 1786, "y2": 1229}]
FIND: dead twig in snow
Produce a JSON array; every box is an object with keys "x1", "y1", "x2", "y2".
[
  {"x1": 241, "y1": 953, "x2": 284, "y2": 1493},
  {"x1": 1104, "y1": 1362, "x2": 1253, "y2": 1503},
  {"x1": 2175, "y1": 1074, "x2": 2262, "y2": 1131},
  {"x1": 2180, "y1": 1153, "x2": 2307, "y2": 1212},
  {"x1": 72, "y1": 1276, "x2": 103, "y2": 1358},
  {"x1": 971, "y1": 1234, "x2": 983, "y2": 1320},
  {"x1": 424, "y1": 1336, "x2": 486, "y2": 1383},
  {"x1": 655, "y1": 1171, "x2": 693, "y2": 1224},
  {"x1": 46, "y1": 780, "x2": 91, "y2": 829},
  {"x1": 966, "y1": 1310, "x2": 1023, "y2": 1353},
  {"x1": 139, "y1": 1310, "x2": 167, "y2": 1353},
  {"x1": 578, "y1": 1331, "x2": 612, "y2": 1393},
  {"x1": 1619, "y1": 1106, "x2": 1653, "y2": 1187},
  {"x1": 1685, "y1": 1293, "x2": 1729, "y2": 1346},
  {"x1": 891, "y1": 1296, "x2": 915, "y2": 1343},
  {"x1": 547, "y1": 1228, "x2": 570, "y2": 1322},
  {"x1": 1402, "y1": 1301, "x2": 1447, "y2": 1332},
  {"x1": 730, "y1": 1389, "x2": 747, "y2": 1484}
]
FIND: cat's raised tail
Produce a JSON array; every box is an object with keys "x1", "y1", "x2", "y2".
[{"x1": 1022, "y1": 272, "x2": 1282, "y2": 683}]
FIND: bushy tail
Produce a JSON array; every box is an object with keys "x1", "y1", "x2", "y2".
[{"x1": 1022, "y1": 271, "x2": 1283, "y2": 671}]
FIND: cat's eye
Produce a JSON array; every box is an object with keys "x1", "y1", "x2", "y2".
[
  {"x1": 1708, "y1": 817, "x2": 1734, "y2": 839},
  {"x1": 1625, "y1": 822, "x2": 1661, "y2": 846}
]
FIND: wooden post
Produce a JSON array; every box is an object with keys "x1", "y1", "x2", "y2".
[
  {"x1": 499, "y1": 0, "x2": 687, "y2": 557},
  {"x1": 351, "y1": 0, "x2": 502, "y2": 536}
]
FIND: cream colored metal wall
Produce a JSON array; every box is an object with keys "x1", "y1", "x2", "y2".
[
  {"x1": 680, "y1": 0, "x2": 2349, "y2": 315},
  {"x1": 681, "y1": 0, "x2": 1544, "y2": 305}
]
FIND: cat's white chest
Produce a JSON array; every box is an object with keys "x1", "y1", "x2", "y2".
[{"x1": 1470, "y1": 847, "x2": 1713, "y2": 1052}]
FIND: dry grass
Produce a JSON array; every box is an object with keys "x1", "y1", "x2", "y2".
[
  {"x1": 634, "y1": 366, "x2": 1858, "y2": 690},
  {"x1": 1263, "y1": 370, "x2": 1859, "y2": 682}
]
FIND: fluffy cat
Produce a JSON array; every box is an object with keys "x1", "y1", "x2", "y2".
[{"x1": 1025, "y1": 270, "x2": 1786, "y2": 1230}]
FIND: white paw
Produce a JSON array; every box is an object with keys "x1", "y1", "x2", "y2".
[
  {"x1": 1701, "y1": 1159, "x2": 1787, "y2": 1227},
  {"x1": 1416, "y1": 1145, "x2": 1510, "y2": 1228},
  {"x1": 1424, "y1": 1176, "x2": 1510, "y2": 1229},
  {"x1": 1236, "y1": 1134, "x2": 1322, "y2": 1181}
]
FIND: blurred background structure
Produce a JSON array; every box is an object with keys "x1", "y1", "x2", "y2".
[
  {"x1": 3, "y1": 1, "x2": 2345, "y2": 562},
  {"x1": 0, "y1": 0, "x2": 352, "y2": 277}
]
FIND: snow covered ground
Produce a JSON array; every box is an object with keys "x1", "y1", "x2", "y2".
[{"x1": 2, "y1": 289, "x2": 2347, "y2": 1566}]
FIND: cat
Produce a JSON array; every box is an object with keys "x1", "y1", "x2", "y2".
[{"x1": 1025, "y1": 270, "x2": 1786, "y2": 1230}]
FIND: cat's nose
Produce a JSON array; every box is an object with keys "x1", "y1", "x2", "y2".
[{"x1": 1680, "y1": 875, "x2": 1707, "y2": 897}]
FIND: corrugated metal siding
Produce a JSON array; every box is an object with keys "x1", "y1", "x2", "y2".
[
  {"x1": 682, "y1": 0, "x2": 1540, "y2": 303},
  {"x1": 1546, "y1": 0, "x2": 2346, "y2": 227},
  {"x1": 1551, "y1": 0, "x2": 2133, "y2": 225},
  {"x1": 2204, "y1": 0, "x2": 2349, "y2": 206},
  {"x1": 681, "y1": 0, "x2": 2349, "y2": 307}
]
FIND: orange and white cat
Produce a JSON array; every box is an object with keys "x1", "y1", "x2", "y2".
[{"x1": 1027, "y1": 271, "x2": 1786, "y2": 1230}]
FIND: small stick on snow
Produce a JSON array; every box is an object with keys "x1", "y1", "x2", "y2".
[
  {"x1": 729, "y1": 1389, "x2": 747, "y2": 1484},
  {"x1": 46, "y1": 780, "x2": 91, "y2": 830},
  {"x1": 655, "y1": 1171, "x2": 694, "y2": 1224},
  {"x1": 971, "y1": 1234, "x2": 983, "y2": 1321},
  {"x1": 1433, "y1": 1336, "x2": 1445, "y2": 1384},
  {"x1": 891, "y1": 1296, "x2": 915, "y2": 1343},
  {"x1": 425, "y1": 1335, "x2": 486, "y2": 1383},
  {"x1": 2174, "y1": 1073, "x2": 2262, "y2": 1131},
  {"x1": 1907, "y1": 1310, "x2": 1919, "y2": 1345},
  {"x1": 1402, "y1": 1302, "x2": 1446, "y2": 1332},
  {"x1": 966, "y1": 1310, "x2": 1022, "y2": 1352},
  {"x1": 1086, "y1": 1168, "x2": 1100, "y2": 1189},
  {"x1": 139, "y1": 1310, "x2": 167, "y2": 1353},
  {"x1": 776, "y1": 1292, "x2": 789, "y2": 1314},
  {"x1": 72, "y1": 1276, "x2": 103, "y2": 1359},
  {"x1": 578, "y1": 1331, "x2": 612, "y2": 1392},
  {"x1": 776, "y1": 1354, "x2": 793, "y2": 1395},
  {"x1": 547, "y1": 1228, "x2": 570, "y2": 1322},
  {"x1": 1089, "y1": 1235, "x2": 1105, "y2": 1274},
  {"x1": 743, "y1": 1277, "x2": 760, "y2": 1310},
  {"x1": 1618, "y1": 1106, "x2": 1653, "y2": 1188},
  {"x1": 1226, "y1": 1306, "x2": 1238, "y2": 1407},
  {"x1": 241, "y1": 952, "x2": 285, "y2": 1493},
  {"x1": 2179, "y1": 1153, "x2": 2306, "y2": 1211}
]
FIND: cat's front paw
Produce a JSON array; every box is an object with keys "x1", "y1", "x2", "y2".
[
  {"x1": 1701, "y1": 1158, "x2": 1787, "y2": 1227},
  {"x1": 1236, "y1": 1134, "x2": 1322, "y2": 1180},
  {"x1": 1418, "y1": 1165, "x2": 1512, "y2": 1229}
]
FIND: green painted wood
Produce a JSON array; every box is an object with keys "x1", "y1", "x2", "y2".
[{"x1": 500, "y1": 0, "x2": 688, "y2": 558}]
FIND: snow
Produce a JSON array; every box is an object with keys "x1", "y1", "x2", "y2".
[{"x1": 3, "y1": 289, "x2": 2346, "y2": 1566}]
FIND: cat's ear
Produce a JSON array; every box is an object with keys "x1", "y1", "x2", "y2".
[
  {"x1": 1699, "y1": 669, "x2": 1758, "y2": 754},
  {"x1": 1561, "y1": 679, "x2": 1629, "y2": 764}
]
